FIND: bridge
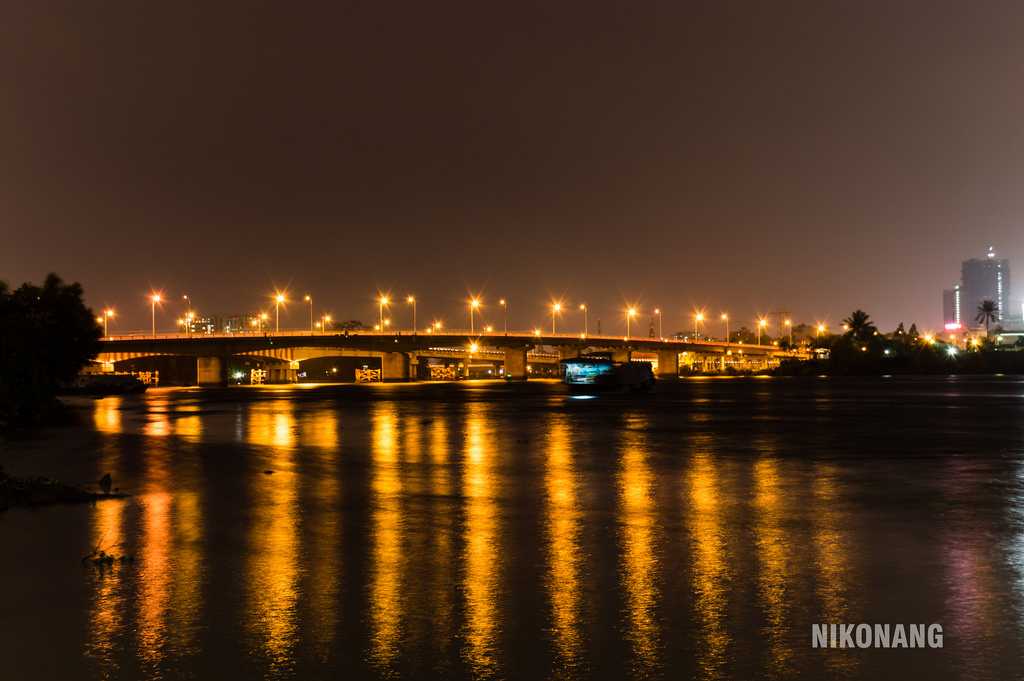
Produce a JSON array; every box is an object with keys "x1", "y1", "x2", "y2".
[{"x1": 95, "y1": 329, "x2": 799, "y2": 385}]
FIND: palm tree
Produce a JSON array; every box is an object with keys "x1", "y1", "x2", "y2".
[
  {"x1": 842, "y1": 309, "x2": 877, "y2": 341},
  {"x1": 976, "y1": 300, "x2": 998, "y2": 335}
]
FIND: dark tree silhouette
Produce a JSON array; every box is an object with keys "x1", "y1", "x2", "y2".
[
  {"x1": 0, "y1": 274, "x2": 100, "y2": 425},
  {"x1": 976, "y1": 300, "x2": 998, "y2": 335},
  {"x1": 842, "y1": 309, "x2": 877, "y2": 342}
]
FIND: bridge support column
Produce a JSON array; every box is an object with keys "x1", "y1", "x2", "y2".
[
  {"x1": 656, "y1": 350, "x2": 679, "y2": 379},
  {"x1": 611, "y1": 349, "x2": 631, "y2": 363},
  {"x1": 197, "y1": 356, "x2": 227, "y2": 386},
  {"x1": 381, "y1": 352, "x2": 410, "y2": 382},
  {"x1": 502, "y1": 347, "x2": 528, "y2": 381}
]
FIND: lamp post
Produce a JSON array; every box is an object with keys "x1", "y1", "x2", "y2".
[
  {"x1": 321, "y1": 314, "x2": 332, "y2": 334},
  {"x1": 499, "y1": 299, "x2": 508, "y2": 334},
  {"x1": 469, "y1": 297, "x2": 481, "y2": 334},
  {"x1": 260, "y1": 312, "x2": 269, "y2": 334},
  {"x1": 102, "y1": 308, "x2": 115, "y2": 338},
  {"x1": 694, "y1": 311, "x2": 704, "y2": 339},
  {"x1": 406, "y1": 295, "x2": 416, "y2": 333},
  {"x1": 816, "y1": 322, "x2": 826, "y2": 338},
  {"x1": 182, "y1": 294, "x2": 192, "y2": 336},
  {"x1": 377, "y1": 295, "x2": 390, "y2": 332},
  {"x1": 654, "y1": 308, "x2": 663, "y2": 339},
  {"x1": 757, "y1": 318, "x2": 768, "y2": 345},
  {"x1": 784, "y1": 318, "x2": 792, "y2": 346},
  {"x1": 150, "y1": 293, "x2": 162, "y2": 337},
  {"x1": 626, "y1": 307, "x2": 638, "y2": 339},
  {"x1": 551, "y1": 301, "x2": 562, "y2": 335},
  {"x1": 579, "y1": 303, "x2": 588, "y2": 336},
  {"x1": 274, "y1": 293, "x2": 286, "y2": 333},
  {"x1": 721, "y1": 313, "x2": 729, "y2": 343},
  {"x1": 305, "y1": 295, "x2": 313, "y2": 333}
]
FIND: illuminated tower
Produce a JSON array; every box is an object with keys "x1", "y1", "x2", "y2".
[{"x1": 961, "y1": 246, "x2": 1009, "y2": 326}]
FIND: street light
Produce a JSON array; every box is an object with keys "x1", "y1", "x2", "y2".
[
  {"x1": 182, "y1": 295, "x2": 192, "y2": 335},
  {"x1": 469, "y1": 297, "x2": 481, "y2": 334},
  {"x1": 100, "y1": 308, "x2": 115, "y2": 338},
  {"x1": 694, "y1": 311, "x2": 704, "y2": 339},
  {"x1": 260, "y1": 312, "x2": 269, "y2": 334},
  {"x1": 321, "y1": 314, "x2": 332, "y2": 334},
  {"x1": 304, "y1": 295, "x2": 313, "y2": 333},
  {"x1": 377, "y1": 294, "x2": 390, "y2": 332},
  {"x1": 406, "y1": 295, "x2": 416, "y2": 333},
  {"x1": 784, "y1": 318, "x2": 792, "y2": 346},
  {"x1": 579, "y1": 303, "x2": 588, "y2": 337},
  {"x1": 149, "y1": 293, "x2": 162, "y2": 337},
  {"x1": 757, "y1": 317, "x2": 768, "y2": 345},
  {"x1": 551, "y1": 301, "x2": 562, "y2": 335},
  {"x1": 273, "y1": 292, "x2": 286, "y2": 333},
  {"x1": 626, "y1": 306, "x2": 638, "y2": 339},
  {"x1": 816, "y1": 322, "x2": 826, "y2": 337},
  {"x1": 654, "y1": 308, "x2": 662, "y2": 339},
  {"x1": 499, "y1": 299, "x2": 508, "y2": 334},
  {"x1": 721, "y1": 313, "x2": 729, "y2": 342}
]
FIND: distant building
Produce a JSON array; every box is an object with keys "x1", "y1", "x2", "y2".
[
  {"x1": 960, "y1": 247, "x2": 1010, "y2": 327},
  {"x1": 942, "y1": 285, "x2": 961, "y2": 328}
]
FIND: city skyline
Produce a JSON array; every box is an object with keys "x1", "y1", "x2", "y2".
[{"x1": 6, "y1": 2, "x2": 1024, "y2": 330}]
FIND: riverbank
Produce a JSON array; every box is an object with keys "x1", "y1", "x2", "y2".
[{"x1": 0, "y1": 467, "x2": 128, "y2": 511}]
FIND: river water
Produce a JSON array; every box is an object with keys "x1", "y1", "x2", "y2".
[{"x1": 2, "y1": 377, "x2": 1024, "y2": 680}]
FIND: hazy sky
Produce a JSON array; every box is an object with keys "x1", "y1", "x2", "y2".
[{"x1": 3, "y1": 1, "x2": 1023, "y2": 333}]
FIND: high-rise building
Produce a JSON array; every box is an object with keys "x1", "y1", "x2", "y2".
[
  {"x1": 960, "y1": 247, "x2": 1010, "y2": 327},
  {"x1": 942, "y1": 285, "x2": 961, "y2": 328}
]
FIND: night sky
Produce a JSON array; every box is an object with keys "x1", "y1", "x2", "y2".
[{"x1": 3, "y1": 1, "x2": 1024, "y2": 333}]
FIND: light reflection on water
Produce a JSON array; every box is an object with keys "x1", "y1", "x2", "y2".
[
  {"x1": 545, "y1": 413, "x2": 584, "y2": 676},
  {"x1": 462, "y1": 402, "x2": 501, "y2": 678},
  {"x1": 618, "y1": 413, "x2": 661, "y2": 676},
  {"x1": 687, "y1": 442, "x2": 730, "y2": 680},
  {"x1": 246, "y1": 401, "x2": 301, "y2": 674},
  {"x1": 7, "y1": 380, "x2": 1024, "y2": 680},
  {"x1": 368, "y1": 403, "x2": 404, "y2": 672}
]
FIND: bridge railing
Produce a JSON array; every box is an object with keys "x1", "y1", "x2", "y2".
[{"x1": 99, "y1": 328, "x2": 793, "y2": 353}]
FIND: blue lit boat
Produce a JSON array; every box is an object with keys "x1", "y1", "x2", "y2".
[{"x1": 561, "y1": 358, "x2": 654, "y2": 391}]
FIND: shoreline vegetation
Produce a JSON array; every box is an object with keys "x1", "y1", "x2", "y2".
[
  {"x1": 0, "y1": 467, "x2": 129, "y2": 512},
  {"x1": 770, "y1": 308, "x2": 1024, "y2": 377},
  {"x1": 0, "y1": 274, "x2": 100, "y2": 429}
]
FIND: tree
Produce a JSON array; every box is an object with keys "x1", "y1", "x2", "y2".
[
  {"x1": 976, "y1": 300, "x2": 998, "y2": 335},
  {"x1": 0, "y1": 274, "x2": 100, "y2": 426},
  {"x1": 842, "y1": 309, "x2": 877, "y2": 342},
  {"x1": 908, "y1": 323, "x2": 919, "y2": 339}
]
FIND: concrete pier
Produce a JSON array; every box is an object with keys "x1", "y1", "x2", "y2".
[
  {"x1": 381, "y1": 352, "x2": 410, "y2": 382},
  {"x1": 196, "y1": 356, "x2": 226, "y2": 386},
  {"x1": 656, "y1": 350, "x2": 679, "y2": 379},
  {"x1": 503, "y1": 347, "x2": 528, "y2": 381}
]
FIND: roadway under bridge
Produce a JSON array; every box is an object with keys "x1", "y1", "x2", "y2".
[{"x1": 94, "y1": 330, "x2": 799, "y2": 385}]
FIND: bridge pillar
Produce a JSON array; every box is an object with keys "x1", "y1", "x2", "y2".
[
  {"x1": 502, "y1": 347, "x2": 528, "y2": 381},
  {"x1": 611, "y1": 349, "x2": 631, "y2": 363},
  {"x1": 656, "y1": 350, "x2": 679, "y2": 379},
  {"x1": 197, "y1": 356, "x2": 226, "y2": 386},
  {"x1": 381, "y1": 352, "x2": 410, "y2": 382}
]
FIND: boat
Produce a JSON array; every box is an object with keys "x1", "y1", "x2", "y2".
[{"x1": 560, "y1": 357, "x2": 654, "y2": 391}]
